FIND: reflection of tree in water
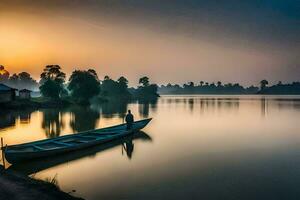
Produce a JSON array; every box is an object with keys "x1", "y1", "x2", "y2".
[
  {"x1": 19, "y1": 112, "x2": 31, "y2": 124},
  {"x1": 69, "y1": 106, "x2": 100, "y2": 132},
  {"x1": 41, "y1": 109, "x2": 65, "y2": 138},
  {"x1": 198, "y1": 98, "x2": 240, "y2": 113},
  {"x1": 138, "y1": 102, "x2": 149, "y2": 118},
  {"x1": 0, "y1": 111, "x2": 16, "y2": 130},
  {"x1": 100, "y1": 100, "x2": 128, "y2": 119},
  {"x1": 188, "y1": 98, "x2": 194, "y2": 111},
  {"x1": 138, "y1": 98, "x2": 158, "y2": 118},
  {"x1": 149, "y1": 98, "x2": 158, "y2": 113},
  {"x1": 0, "y1": 110, "x2": 33, "y2": 130},
  {"x1": 216, "y1": 98, "x2": 239, "y2": 109},
  {"x1": 261, "y1": 98, "x2": 267, "y2": 117}
]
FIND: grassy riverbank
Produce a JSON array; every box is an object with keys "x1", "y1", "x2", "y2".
[{"x1": 0, "y1": 166, "x2": 83, "y2": 200}]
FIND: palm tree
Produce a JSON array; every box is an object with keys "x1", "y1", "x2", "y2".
[{"x1": 199, "y1": 81, "x2": 204, "y2": 86}]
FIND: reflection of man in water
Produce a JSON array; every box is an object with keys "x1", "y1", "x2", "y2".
[
  {"x1": 125, "y1": 110, "x2": 134, "y2": 130},
  {"x1": 123, "y1": 140, "x2": 134, "y2": 159}
]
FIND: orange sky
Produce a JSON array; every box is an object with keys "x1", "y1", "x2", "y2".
[{"x1": 0, "y1": 1, "x2": 299, "y2": 85}]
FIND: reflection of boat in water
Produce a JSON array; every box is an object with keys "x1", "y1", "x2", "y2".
[
  {"x1": 8, "y1": 131, "x2": 152, "y2": 176},
  {"x1": 4, "y1": 118, "x2": 152, "y2": 164}
]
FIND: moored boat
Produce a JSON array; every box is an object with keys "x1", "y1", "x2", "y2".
[
  {"x1": 4, "y1": 118, "x2": 152, "y2": 164},
  {"x1": 8, "y1": 131, "x2": 152, "y2": 175}
]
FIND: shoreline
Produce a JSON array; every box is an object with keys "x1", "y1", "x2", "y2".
[
  {"x1": 0, "y1": 166, "x2": 83, "y2": 200},
  {"x1": 0, "y1": 98, "x2": 71, "y2": 110}
]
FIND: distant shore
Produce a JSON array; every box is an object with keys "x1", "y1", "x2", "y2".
[
  {"x1": 158, "y1": 81, "x2": 300, "y2": 95},
  {"x1": 0, "y1": 166, "x2": 83, "y2": 200}
]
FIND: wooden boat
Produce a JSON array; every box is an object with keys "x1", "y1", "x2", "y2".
[
  {"x1": 4, "y1": 118, "x2": 152, "y2": 164},
  {"x1": 8, "y1": 131, "x2": 152, "y2": 175}
]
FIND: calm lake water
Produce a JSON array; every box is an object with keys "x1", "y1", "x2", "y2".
[{"x1": 1, "y1": 95, "x2": 300, "y2": 200}]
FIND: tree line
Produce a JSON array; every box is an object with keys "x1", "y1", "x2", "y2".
[
  {"x1": 0, "y1": 65, "x2": 159, "y2": 104},
  {"x1": 159, "y1": 80, "x2": 300, "y2": 95},
  {"x1": 1, "y1": 64, "x2": 299, "y2": 100},
  {"x1": 0, "y1": 65, "x2": 38, "y2": 90}
]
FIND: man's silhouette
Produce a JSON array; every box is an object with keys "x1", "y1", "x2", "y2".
[{"x1": 125, "y1": 110, "x2": 134, "y2": 130}]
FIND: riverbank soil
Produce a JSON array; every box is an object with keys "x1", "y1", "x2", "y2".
[{"x1": 0, "y1": 167, "x2": 83, "y2": 200}]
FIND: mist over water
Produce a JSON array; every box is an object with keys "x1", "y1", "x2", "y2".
[{"x1": 1, "y1": 95, "x2": 300, "y2": 199}]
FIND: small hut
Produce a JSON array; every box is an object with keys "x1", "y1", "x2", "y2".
[
  {"x1": 0, "y1": 83, "x2": 17, "y2": 103},
  {"x1": 19, "y1": 89, "x2": 32, "y2": 99}
]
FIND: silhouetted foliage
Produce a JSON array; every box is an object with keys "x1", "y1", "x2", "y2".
[
  {"x1": 260, "y1": 80, "x2": 269, "y2": 90},
  {"x1": 131, "y1": 76, "x2": 159, "y2": 100},
  {"x1": 68, "y1": 69, "x2": 100, "y2": 104},
  {"x1": 258, "y1": 82, "x2": 300, "y2": 94},
  {"x1": 39, "y1": 80, "x2": 63, "y2": 99},
  {"x1": 118, "y1": 76, "x2": 129, "y2": 92},
  {"x1": 139, "y1": 76, "x2": 150, "y2": 87},
  {"x1": 0, "y1": 65, "x2": 10, "y2": 83},
  {"x1": 8, "y1": 73, "x2": 19, "y2": 86},
  {"x1": 39, "y1": 65, "x2": 66, "y2": 99},
  {"x1": 15, "y1": 72, "x2": 38, "y2": 90},
  {"x1": 100, "y1": 75, "x2": 131, "y2": 99},
  {"x1": 40, "y1": 65, "x2": 66, "y2": 84},
  {"x1": 159, "y1": 82, "x2": 258, "y2": 94},
  {"x1": 159, "y1": 80, "x2": 300, "y2": 95},
  {"x1": 1, "y1": 66, "x2": 39, "y2": 90}
]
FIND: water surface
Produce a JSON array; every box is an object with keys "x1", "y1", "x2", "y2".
[{"x1": 1, "y1": 95, "x2": 300, "y2": 200}]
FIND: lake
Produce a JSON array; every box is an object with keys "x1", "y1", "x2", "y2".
[{"x1": 1, "y1": 95, "x2": 300, "y2": 200}]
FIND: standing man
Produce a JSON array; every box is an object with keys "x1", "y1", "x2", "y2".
[{"x1": 125, "y1": 110, "x2": 134, "y2": 130}]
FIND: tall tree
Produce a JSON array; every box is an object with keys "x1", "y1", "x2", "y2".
[
  {"x1": 39, "y1": 65, "x2": 66, "y2": 99},
  {"x1": 68, "y1": 69, "x2": 100, "y2": 104},
  {"x1": 260, "y1": 80, "x2": 269, "y2": 90},
  {"x1": 87, "y1": 69, "x2": 99, "y2": 80},
  {"x1": 40, "y1": 65, "x2": 66, "y2": 84},
  {"x1": 139, "y1": 76, "x2": 149, "y2": 87},
  {"x1": 18, "y1": 72, "x2": 38, "y2": 90},
  {"x1": 104, "y1": 75, "x2": 110, "y2": 81},
  {"x1": 136, "y1": 76, "x2": 159, "y2": 99},
  {"x1": 117, "y1": 76, "x2": 129, "y2": 92},
  {"x1": 8, "y1": 73, "x2": 19, "y2": 86}
]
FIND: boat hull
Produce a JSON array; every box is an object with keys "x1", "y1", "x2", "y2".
[{"x1": 4, "y1": 118, "x2": 152, "y2": 164}]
